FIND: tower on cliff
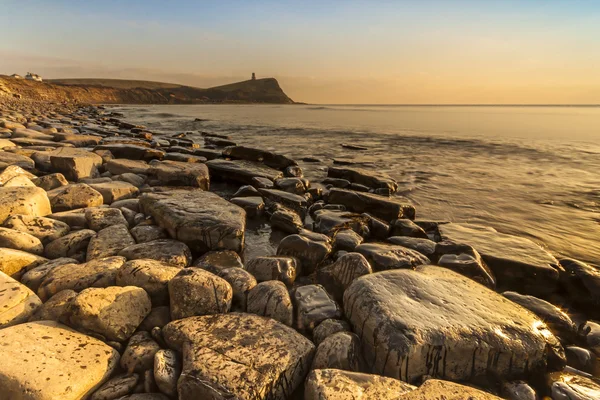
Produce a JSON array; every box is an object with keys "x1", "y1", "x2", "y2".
[{"x1": 251, "y1": 72, "x2": 256, "y2": 80}]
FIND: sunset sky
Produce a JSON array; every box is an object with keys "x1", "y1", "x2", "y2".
[{"x1": 2, "y1": 0, "x2": 599, "y2": 104}]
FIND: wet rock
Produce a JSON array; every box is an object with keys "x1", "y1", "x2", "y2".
[
  {"x1": 85, "y1": 207, "x2": 129, "y2": 231},
  {"x1": 44, "y1": 228, "x2": 96, "y2": 261},
  {"x1": 559, "y1": 258, "x2": 600, "y2": 318},
  {"x1": 0, "y1": 150, "x2": 35, "y2": 169},
  {"x1": 232, "y1": 184, "x2": 259, "y2": 197},
  {"x1": 168, "y1": 268, "x2": 232, "y2": 320},
  {"x1": 31, "y1": 172, "x2": 69, "y2": 191},
  {"x1": 0, "y1": 226, "x2": 44, "y2": 255},
  {"x1": 113, "y1": 172, "x2": 146, "y2": 187},
  {"x1": 48, "y1": 183, "x2": 104, "y2": 212},
  {"x1": 118, "y1": 239, "x2": 192, "y2": 267},
  {"x1": 390, "y1": 218, "x2": 428, "y2": 238},
  {"x1": 0, "y1": 186, "x2": 51, "y2": 223},
  {"x1": 121, "y1": 331, "x2": 161, "y2": 373},
  {"x1": 363, "y1": 213, "x2": 390, "y2": 239},
  {"x1": 277, "y1": 234, "x2": 332, "y2": 275},
  {"x1": 64, "y1": 286, "x2": 151, "y2": 341},
  {"x1": 217, "y1": 267, "x2": 257, "y2": 311},
  {"x1": 147, "y1": 160, "x2": 209, "y2": 189},
  {"x1": 191, "y1": 249, "x2": 243, "y2": 274},
  {"x1": 259, "y1": 188, "x2": 308, "y2": 218},
  {"x1": 206, "y1": 158, "x2": 283, "y2": 185},
  {"x1": 140, "y1": 190, "x2": 246, "y2": 254},
  {"x1": 90, "y1": 374, "x2": 139, "y2": 400},
  {"x1": 546, "y1": 371, "x2": 600, "y2": 400},
  {"x1": 116, "y1": 259, "x2": 181, "y2": 306},
  {"x1": 163, "y1": 152, "x2": 207, "y2": 163},
  {"x1": 138, "y1": 306, "x2": 171, "y2": 331},
  {"x1": 0, "y1": 247, "x2": 47, "y2": 277},
  {"x1": 355, "y1": 242, "x2": 430, "y2": 271},
  {"x1": 328, "y1": 166, "x2": 398, "y2": 192},
  {"x1": 327, "y1": 188, "x2": 415, "y2": 221},
  {"x1": 247, "y1": 280, "x2": 293, "y2": 326},
  {"x1": 438, "y1": 223, "x2": 560, "y2": 296},
  {"x1": 565, "y1": 346, "x2": 599, "y2": 375},
  {"x1": 3, "y1": 214, "x2": 70, "y2": 245},
  {"x1": 28, "y1": 289, "x2": 77, "y2": 322},
  {"x1": 292, "y1": 284, "x2": 341, "y2": 332},
  {"x1": 343, "y1": 266, "x2": 564, "y2": 383},
  {"x1": 500, "y1": 381, "x2": 537, "y2": 400},
  {"x1": 87, "y1": 224, "x2": 136, "y2": 261},
  {"x1": 37, "y1": 256, "x2": 125, "y2": 301},
  {"x1": 274, "y1": 177, "x2": 306, "y2": 195},
  {"x1": 434, "y1": 240, "x2": 496, "y2": 288},
  {"x1": 21, "y1": 257, "x2": 77, "y2": 292},
  {"x1": 0, "y1": 321, "x2": 119, "y2": 400},
  {"x1": 130, "y1": 225, "x2": 167, "y2": 243},
  {"x1": 333, "y1": 229, "x2": 364, "y2": 252},
  {"x1": 323, "y1": 177, "x2": 351, "y2": 188},
  {"x1": 270, "y1": 206, "x2": 303, "y2": 233},
  {"x1": 154, "y1": 349, "x2": 182, "y2": 397},
  {"x1": 304, "y1": 369, "x2": 415, "y2": 400},
  {"x1": 0, "y1": 271, "x2": 42, "y2": 327},
  {"x1": 162, "y1": 313, "x2": 315, "y2": 399},
  {"x1": 88, "y1": 181, "x2": 139, "y2": 203},
  {"x1": 318, "y1": 252, "x2": 372, "y2": 302},
  {"x1": 106, "y1": 158, "x2": 151, "y2": 175},
  {"x1": 503, "y1": 291, "x2": 577, "y2": 342},
  {"x1": 252, "y1": 176, "x2": 275, "y2": 189},
  {"x1": 230, "y1": 196, "x2": 265, "y2": 217},
  {"x1": 245, "y1": 256, "x2": 298, "y2": 286},
  {"x1": 222, "y1": 145, "x2": 297, "y2": 169},
  {"x1": 311, "y1": 332, "x2": 362, "y2": 371},
  {"x1": 387, "y1": 236, "x2": 436, "y2": 258},
  {"x1": 95, "y1": 144, "x2": 164, "y2": 161},
  {"x1": 313, "y1": 210, "x2": 369, "y2": 237},
  {"x1": 313, "y1": 319, "x2": 351, "y2": 345},
  {"x1": 49, "y1": 147, "x2": 103, "y2": 181}
]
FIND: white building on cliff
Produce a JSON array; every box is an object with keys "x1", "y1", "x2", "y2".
[{"x1": 25, "y1": 72, "x2": 42, "y2": 82}]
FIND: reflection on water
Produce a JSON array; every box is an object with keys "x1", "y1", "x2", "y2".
[{"x1": 113, "y1": 104, "x2": 600, "y2": 264}]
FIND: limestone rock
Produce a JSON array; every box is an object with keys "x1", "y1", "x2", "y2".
[
  {"x1": 216, "y1": 267, "x2": 257, "y2": 311},
  {"x1": 28, "y1": 289, "x2": 78, "y2": 322},
  {"x1": 222, "y1": 145, "x2": 297, "y2": 169},
  {"x1": 437, "y1": 246, "x2": 496, "y2": 289},
  {"x1": 501, "y1": 381, "x2": 537, "y2": 400},
  {"x1": 318, "y1": 252, "x2": 372, "y2": 302},
  {"x1": 245, "y1": 256, "x2": 298, "y2": 286},
  {"x1": 0, "y1": 150, "x2": 35, "y2": 169},
  {"x1": 0, "y1": 321, "x2": 119, "y2": 400},
  {"x1": 0, "y1": 186, "x2": 51, "y2": 223},
  {"x1": 259, "y1": 188, "x2": 308, "y2": 218},
  {"x1": 311, "y1": 332, "x2": 362, "y2": 371},
  {"x1": 192, "y1": 249, "x2": 243, "y2": 274},
  {"x1": 162, "y1": 313, "x2": 315, "y2": 400},
  {"x1": 0, "y1": 247, "x2": 48, "y2": 278},
  {"x1": 230, "y1": 196, "x2": 265, "y2": 217},
  {"x1": 47, "y1": 183, "x2": 104, "y2": 212},
  {"x1": 0, "y1": 226, "x2": 44, "y2": 255},
  {"x1": 121, "y1": 331, "x2": 161, "y2": 373},
  {"x1": 3, "y1": 214, "x2": 70, "y2": 244},
  {"x1": 21, "y1": 257, "x2": 77, "y2": 292},
  {"x1": 327, "y1": 166, "x2": 398, "y2": 192},
  {"x1": 313, "y1": 319, "x2": 351, "y2": 345},
  {"x1": 86, "y1": 224, "x2": 136, "y2": 261},
  {"x1": 546, "y1": 371, "x2": 600, "y2": 400},
  {"x1": 140, "y1": 190, "x2": 246, "y2": 254},
  {"x1": 559, "y1": 258, "x2": 600, "y2": 318},
  {"x1": 399, "y1": 379, "x2": 503, "y2": 399},
  {"x1": 31, "y1": 172, "x2": 69, "y2": 191},
  {"x1": 247, "y1": 280, "x2": 293, "y2": 326},
  {"x1": 277, "y1": 234, "x2": 332, "y2": 274},
  {"x1": 206, "y1": 158, "x2": 283, "y2": 185},
  {"x1": 0, "y1": 165, "x2": 36, "y2": 186},
  {"x1": 106, "y1": 159, "x2": 151, "y2": 175},
  {"x1": 44, "y1": 228, "x2": 96, "y2": 261},
  {"x1": 116, "y1": 259, "x2": 181, "y2": 306},
  {"x1": 94, "y1": 144, "x2": 164, "y2": 161},
  {"x1": 154, "y1": 349, "x2": 182, "y2": 397},
  {"x1": 85, "y1": 207, "x2": 129, "y2": 231},
  {"x1": 49, "y1": 147, "x2": 103, "y2": 181},
  {"x1": 0, "y1": 271, "x2": 42, "y2": 327},
  {"x1": 327, "y1": 188, "x2": 415, "y2": 221},
  {"x1": 118, "y1": 239, "x2": 192, "y2": 267},
  {"x1": 390, "y1": 218, "x2": 428, "y2": 238},
  {"x1": 138, "y1": 306, "x2": 172, "y2": 331},
  {"x1": 130, "y1": 225, "x2": 167, "y2": 243},
  {"x1": 333, "y1": 229, "x2": 364, "y2": 252},
  {"x1": 292, "y1": 284, "x2": 341, "y2": 332},
  {"x1": 148, "y1": 160, "x2": 209, "y2": 189},
  {"x1": 355, "y1": 242, "x2": 430, "y2": 271},
  {"x1": 90, "y1": 374, "x2": 139, "y2": 400},
  {"x1": 88, "y1": 181, "x2": 139, "y2": 203}
]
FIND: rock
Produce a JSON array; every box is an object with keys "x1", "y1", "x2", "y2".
[
  {"x1": 0, "y1": 226, "x2": 44, "y2": 255},
  {"x1": 95, "y1": 144, "x2": 164, "y2": 161},
  {"x1": 304, "y1": 369, "x2": 415, "y2": 400},
  {"x1": 292, "y1": 284, "x2": 341, "y2": 332},
  {"x1": 313, "y1": 319, "x2": 351, "y2": 345},
  {"x1": 90, "y1": 374, "x2": 139, "y2": 400},
  {"x1": 168, "y1": 268, "x2": 232, "y2": 320},
  {"x1": 222, "y1": 145, "x2": 297, "y2": 169},
  {"x1": 118, "y1": 239, "x2": 192, "y2": 267},
  {"x1": 37, "y1": 256, "x2": 125, "y2": 301},
  {"x1": 28, "y1": 289, "x2": 78, "y2": 322},
  {"x1": 355, "y1": 242, "x2": 430, "y2": 271},
  {"x1": 400, "y1": 379, "x2": 503, "y2": 399},
  {"x1": 0, "y1": 186, "x2": 51, "y2": 223},
  {"x1": 154, "y1": 349, "x2": 182, "y2": 397},
  {"x1": 0, "y1": 271, "x2": 42, "y2": 327},
  {"x1": 162, "y1": 313, "x2": 315, "y2": 399},
  {"x1": 318, "y1": 252, "x2": 372, "y2": 302},
  {"x1": 0, "y1": 150, "x2": 35, "y2": 169},
  {"x1": 49, "y1": 147, "x2": 103, "y2": 181},
  {"x1": 47, "y1": 183, "x2": 104, "y2": 211},
  {"x1": 252, "y1": 176, "x2": 274, "y2": 189},
  {"x1": 387, "y1": 236, "x2": 436, "y2": 258},
  {"x1": 233, "y1": 185, "x2": 260, "y2": 197},
  {"x1": 245, "y1": 256, "x2": 298, "y2": 286},
  {"x1": 138, "y1": 306, "x2": 171, "y2": 331},
  {"x1": 64, "y1": 286, "x2": 151, "y2": 341},
  {"x1": 436, "y1": 243, "x2": 496, "y2": 288},
  {"x1": 88, "y1": 181, "x2": 139, "y2": 203},
  {"x1": 270, "y1": 206, "x2": 303, "y2": 233},
  {"x1": 140, "y1": 190, "x2": 246, "y2": 254},
  {"x1": 0, "y1": 321, "x2": 119, "y2": 400},
  {"x1": 438, "y1": 223, "x2": 560, "y2": 296},
  {"x1": 247, "y1": 280, "x2": 293, "y2": 326},
  {"x1": 230, "y1": 196, "x2": 265, "y2": 217},
  {"x1": 277, "y1": 234, "x2": 332, "y2": 274},
  {"x1": 48, "y1": 207, "x2": 89, "y2": 228},
  {"x1": 333, "y1": 229, "x2": 364, "y2": 252},
  {"x1": 21, "y1": 257, "x2": 77, "y2": 292},
  {"x1": 3, "y1": 174, "x2": 36, "y2": 187},
  {"x1": 501, "y1": 381, "x2": 537, "y2": 400},
  {"x1": 343, "y1": 266, "x2": 564, "y2": 383},
  {"x1": 559, "y1": 258, "x2": 600, "y2": 318},
  {"x1": 130, "y1": 225, "x2": 167, "y2": 243},
  {"x1": 192, "y1": 250, "x2": 243, "y2": 273},
  {"x1": 116, "y1": 259, "x2": 181, "y2": 306},
  {"x1": 206, "y1": 158, "x2": 283, "y2": 185},
  {"x1": 216, "y1": 267, "x2": 257, "y2": 311},
  {"x1": 87, "y1": 224, "x2": 136, "y2": 261},
  {"x1": 113, "y1": 172, "x2": 146, "y2": 187},
  {"x1": 259, "y1": 188, "x2": 308, "y2": 218},
  {"x1": 31, "y1": 172, "x2": 69, "y2": 191},
  {"x1": 163, "y1": 152, "x2": 207, "y2": 163},
  {"x1": 565, "y1": 346, "x2": 599, "y2": 375},
  {"x1": 85, "y1": 207, "x2": 129, "y2": 230},
  {"x1": 313, "y1": 210, "x2": 369, "y2": 237},
  {"x1": 311, "y1": 332, "x2": 362, "y2": 371},
  {"x1": 327, "y1": 166, "x2": 397, "y2": 192},
  {"x1": 121, "y1": 331, "x2": 161, "y2": 373},
  {"x1": 546, "y1": 371, "x2": 600, "y2": 400},
  {"x1": 106, "y1": 158, "x2": 151, "y2": 175},
  {"x1": 3, "y1": 214, "x2": 70, "y2": 244},
  {"x1": 148, "y1": 160, "x2": 209, "y2": 189},
  {"x1": 44, "y1": 228, "x2": 96, "y2": 261},
  {"x1": 327, "y1": 188, "x2": 415, "y2": 222},
  {"x1": 0, "y1": 247, "x2": 47, "y2": 277},
  {"x1": 274, "y1": 177, "x2": 306, "y2": 194},
  {"x1": 0, "y1": 165, "x2": 36, "y2": 186},
  {"x1": 390, "y1": 218, "x2": 428, "y2": 238}
]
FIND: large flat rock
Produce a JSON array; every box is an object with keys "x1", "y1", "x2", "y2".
[
  {"x1": 0, "y1": 321, "x2": 119, "y2": 400},
  {"x1": 327, "y1": 166, "x2": 398, "y2": 192},
  {"x1": 327, "y1": 188, "x2": 415, "y2": 222},
  {"x1": 438, "y1": 223, "x2": 560, "y2": 296},
  {"x1": 163, "y1": 313, "x2": 315, "y2": 400},
  {"x1": 140, "y1": 190, "x2": 246, "y2": 254},
  {"x1": 343, "y1": 266, "x2": 562, "y2": 383},
  {"x1": 206, "y1": 159, "x2": 283, "y2": 185},
  {"x1": 222, "y1": 145, "x2": 297, "y2": 169}
]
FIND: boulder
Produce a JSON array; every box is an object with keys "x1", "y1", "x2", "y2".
[
  {"x1": 0, "y1": 165, "x2": 36, "y2": 186},
  {"x1": 154, "y1": 349, "x2": 182, "y2": 397},
  {"x1": 313, "y1": 210, "x2": 369, "y2": 237},
  {"x1": 88, "y1": 181, "x2": 139, "y2": 203},
  {"x1": 270, "y1": 206, "x2": 303, "y2": 233},
  {"x1": 64, "y1": 286, "x2": 151, "y2": 341},
  {"x1": 0, "y1": 150, "x2": 35, "y2": 169},
  {"x1": 292, "y1": 284, "x2": 341, "y2": 332},
  {"x1": 162, "y1": 313, "x2": 315, "y2": 399},
  {"x1": 90, "y1": 374, "x2": 139, "y2": 400},
  {"x1": 28, "y1": 289, "x2": 78, "y2": 322},
  {"x1": 44, "y1": 228, "x2": 96, "y2": 261},
  {"x1": 245, "y1": 256, "x2": 298, "y2": 286},
  {"x1": 85, "y1": 207, "x2": 129, "y2": 231},
  {"x1": 230, "y1": 196, "x2": 265, "y2": 217},
  {"x1": 0, "y1": 186, "x2": 51, "y2": 223},
  {"x1": 438, "y1": 223, "x2": 560, "y2": 296},
  {"x1": 121, "y1": 331, "x2": 161, "y2": 373},
  {"x1": 47, "y1": 183, "x2": 104, "y2": 212},
  {"x1": 222, "y1": 146, "x2": 297, "y2": 169},
  {"x1": 87, "y1": 224, "x2": 136, "y2": 261},
  {"x1": 138, "y1": 306, "x2": 172, "y2": 331},
  {"x1": 168, "y1": 268, "x2": 232, "y2": 320},
  {"x1": 277, "y1": 234, "x2": 332, "y2": 274},
  {"x1": 274, "y1": 177, "x2": 306, "y2": 195},
  {"x1": 192, "y1": 249, "x2": 243, "y2": 273},
  {"x1": 259, "y1": 188, "x2": 308, "y2": 218},
  {"x1": 546, "y1": 371, "x2": 600, "y2": 400},
  {"x1": 216, "y1": 267, "x2": 257, "y2": 311},
  {"x1": 0, "y1": 247, "x2": 48, "y2": 277},
  {"x1": 0, "y1": 321, "x2": 119, "y2": 400},
  {"x1": 140, "y1": 190, "x2": 246, "y2": 254},
  {"x1": 318, "y1": 252, "x2": 372, "y2": 302},
  {"x1": 390, "y1": 218, "x2": 428, "y2": 238},
  {"x1": 313, "y1": 319, "x2": 351, "y2": 345},
  {"x1": 327, "y1": 188, "x2": 415, "y2": 221},
  {"x1": 559, "y1": 258, "x2": 600, "y2": 318},
  {"x1": 0, "y1": 271, "x2": 42, "y2": 327},
  {"x1": 435, "y1": 241, "x2": 496, "y2": 288},
  {"x1": 355, "y1": 242, "x2": 430, "y2": 271},
  {"x1": 49, "y1": 147, "x2": 103, "y2": 181},
  {"x1": 0, "y1": 226, "x2": 44, "y2": 255},
  {"x1": 48, "y1": 207, "x2": 89, "y2": 228},
  {"x1": 333, "y1": 229, "x2": 364, "y2": 252},
  {"x1": 118, "y1": 239, "x2": 192, "y2": 267},
  {"x1": 3, "y1": 214, "x2": 70, "y2": 244},
  {"x1": 31, "y1": 172, "x2": 69, "y2": 191},
  {"x1": 116, "y1": 259, "x2": 181, "y2": 306},
  {"x1": 400, "y1": 379, "x2": 503, "y2": 399},
  {"x1": 343, "y1": 266, "x2": 564, "y2": 383},
  {"x1": 148, "y1": 160, "x2": 209, "y2": 189},
  {"x1": 130, "y1": 225, "x2": 167, "y2": 243},
  {"x1": 311, "y1": 332, "x2": 362, "y2": 371},
  {"x1": 21, "y1": 257, "x2": 77, "y2": 292},
  {"x1": 206, "y1": 159, "x2": 283, "y2": 185},
  {"x1": 501, "y1": 381, "x2": 537, "y2": 400},
  {"x1": 3, "y1": 174, "x2": 36, "y2": 187},
  {"x1": 327, "y1": 166, "x2": 398, "y2": 192},
  {"x1": 106, "y1": 158, "x2": 151, "y2": 175},
  {"x1": 94, "y1": 144, "x2": 164, "y2": 161},
  {"x1": 247, "y1": 280, "x2": 293, "y2": 326}
]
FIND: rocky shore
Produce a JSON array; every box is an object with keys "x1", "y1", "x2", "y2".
[{"x1": 0, "y1": 94, "x2": 598, "y2": 400}]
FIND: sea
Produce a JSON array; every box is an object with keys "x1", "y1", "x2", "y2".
[{"x1": 112, "y1": 104, "x2": 600, "y2": 265}]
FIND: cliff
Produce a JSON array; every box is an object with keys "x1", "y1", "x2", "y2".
[{"x1": 0, "y1": 76, "x2": 294, "y2": 104}]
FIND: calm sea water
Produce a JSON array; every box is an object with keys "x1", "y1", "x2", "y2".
[{"x1": 113, "y1": 104, "x2": 600, "y2": 265}]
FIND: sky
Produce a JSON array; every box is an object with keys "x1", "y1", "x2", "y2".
[{"x1": 1, "y1": 0, "x2": 599, "y2": 104}]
